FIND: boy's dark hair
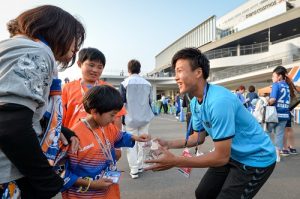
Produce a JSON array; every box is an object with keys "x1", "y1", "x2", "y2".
[
  {"x1": 171, "y1": 48, "x2": 210, "y2": 79},
  {"x1": 78, "y1": 48, "x2": 106, "y2": 66},
  {"x1": 7, "y1": 5, "x2": 85, "y2": 69},
  {"x1": 83, "y1": 85, "x2": 123, "y2": 115},
  {"x1": 248, "y1": 85, "x2": 255, "y2": 92},
  {"x1": 128, "y1": 59, "x2": 141, "y2": 74}
]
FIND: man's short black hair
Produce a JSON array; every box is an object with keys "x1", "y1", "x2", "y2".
[
  {"x1": 83, "y1": 85, "x2": 123, "y2": 114},
  {"x1": 78, "y1": 47, "x2": 106, "y2": 66},
  {"x1": 171, "y1": 48, "x2": 210, "y2": 79},
  {"x1": 128, "y1": 59, "x2": 141, "y2": 74}
]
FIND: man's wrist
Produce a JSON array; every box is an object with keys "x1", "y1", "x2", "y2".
[{"x1": 173, "y1": 155, "x2": 182, "y2": 167}]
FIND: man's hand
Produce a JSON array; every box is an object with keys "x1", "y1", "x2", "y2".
[
  {"x1": 144, "y1": 147, "x2": 176, "y2": 171},
  {"x1": 153, "y1": 138, "x2": 169, "y2": 149}
]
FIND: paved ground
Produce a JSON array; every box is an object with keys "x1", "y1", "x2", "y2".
[{"x1": 55, "y1": 114, "x2": 300, "y2": 199}]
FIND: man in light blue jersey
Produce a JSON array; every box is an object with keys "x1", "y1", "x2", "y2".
[{"x1": 145, "y1": 48, "x2": 276, "y2": 199}]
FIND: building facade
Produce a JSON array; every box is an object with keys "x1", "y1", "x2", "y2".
[{"x1": 150, "y1": 0, "x2": 300, "y2": 91}]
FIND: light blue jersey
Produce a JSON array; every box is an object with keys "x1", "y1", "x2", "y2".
[
  {"x1": 190, "y1": 84, "x2": 276, "y2": 167},
  {"x1": 270, "y1": 81, "x2": 290, "y2": 121}
]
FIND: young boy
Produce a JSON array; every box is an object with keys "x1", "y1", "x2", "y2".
[
  {"x1": 62, "y1": 47, "x2": 125, "y2": 160},
  {"x1": 62, "y1": 85, "x2": 150, "y2": 198}
]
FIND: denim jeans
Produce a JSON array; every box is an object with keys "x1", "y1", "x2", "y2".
[{"x1": 266, "y1": 121, "x2": 287, "y2": 150}]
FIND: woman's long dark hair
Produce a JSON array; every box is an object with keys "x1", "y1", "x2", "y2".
[
  {"x1": 7, "y1": 5, "x2": 86, "y2": 68},
  {"x1": 273, "y1": 66, "x2": 295, "y2": 98}
]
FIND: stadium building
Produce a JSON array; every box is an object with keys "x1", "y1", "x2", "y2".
[{"x1": 150, "y1": 0, "x2": 300, "y2": 94}]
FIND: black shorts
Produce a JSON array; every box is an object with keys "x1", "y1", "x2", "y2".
[
  {"x1": 286, "y1": 118, "x2": 292, "y2": 128},
  {"x1": 195, "y1": 159, "x2": 276, "y2": 199}
]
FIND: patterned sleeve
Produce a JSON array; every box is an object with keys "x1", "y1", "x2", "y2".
[
  {"x1": 107, "y1": 124, "x2": 135, "y2": 148},
  {"x1": 114, "y1": 131, "x2": 135, "y2": 148},
  {"x1": 60, "y1": 151, "x2": 79, "y2": 192}
]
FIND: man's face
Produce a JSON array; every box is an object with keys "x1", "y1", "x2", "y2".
[{"x1": 174, "y1": 59, "x2": 201, "y2": 95}]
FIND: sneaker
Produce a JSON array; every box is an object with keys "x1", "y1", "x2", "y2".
[
  {"x1": 288, "y1": 147, "x2": 298, "y2": 155},
  {"x1": 130, "y1": 172, "x2": 139, "y2": 179},
  {"x1": 280, "y1": 149, "x2": 290, "y2": 157},
  {"x1": 138, "y1": 168, "x2": 144, "y2": 173}
]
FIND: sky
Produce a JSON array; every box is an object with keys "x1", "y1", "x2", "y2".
[{"x1": 0, "y1": 0, "x2": 246, "y2": 80}]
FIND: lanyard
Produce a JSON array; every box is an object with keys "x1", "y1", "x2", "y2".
[
  {"x1": 184, "y1": 83, "x2": 209, "y2": 149},
  {"x1": 81, "y1": 119, "x2": 116, "y2": 171},
  {"x1": 80, "y1": 80, "x2": 98, "y2": 98}
]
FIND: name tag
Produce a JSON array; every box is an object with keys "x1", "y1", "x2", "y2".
[{"x1": 103, "y1": 170, "x2": 121, "y2": 184}]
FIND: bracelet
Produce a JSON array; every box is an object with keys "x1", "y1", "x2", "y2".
[{"x1": 77, "y1": 177, "x2": 92, "y2": 193}]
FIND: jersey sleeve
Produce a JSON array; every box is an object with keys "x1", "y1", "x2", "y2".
[
  {"x1": 209, "y1": 99, "x2": 235, "y2": 141},
  {"x1": 114, "y1": 131, "x2": 135, "y2": 148},
  {"x1": 270, "y1": 83, "x2": 279, "y2": 100},
  {"x1": 60, "y1": 151, "x2": 80, "y2": 192},
  {"x1": 106, "y1": 124, "x2": 135, "y2": 148}
]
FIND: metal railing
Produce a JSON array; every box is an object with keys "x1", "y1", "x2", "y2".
[
  {"x1": 240, "y1": 42, "x2": 269, "y2": 55},
  {"x1": 205, "y1": 46, "x2": 237, "y2": 60},
  {"x1": 205, "y1": 41, "x2": 269, "y2": 60},
  {"x1": 211, "y1": 50, "x2": 300, "y2": 81}
]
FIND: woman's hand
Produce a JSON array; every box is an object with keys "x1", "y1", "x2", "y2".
[{"x1": 69, "y1": 136, "x2": 80, "y2": 153}]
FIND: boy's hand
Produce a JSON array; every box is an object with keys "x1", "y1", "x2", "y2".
[
  {"x1": 133, "y1": 134, "x2": 151, "y2": 142},
  {"x1": 90, "y1": 179, "x2": 113, "y2": 190}
]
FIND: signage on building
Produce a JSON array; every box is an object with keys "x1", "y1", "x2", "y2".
[{"x1": 217, "y1": 0, "x2": 287, "y2": 30}]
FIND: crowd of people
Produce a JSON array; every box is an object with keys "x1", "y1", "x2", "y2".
[
  {"x1": 0, "y1": 4, "x2": 298, "y2": 199},
  {"x1": 233, "y1": 73, "x2": 298, "y2": 162}
]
